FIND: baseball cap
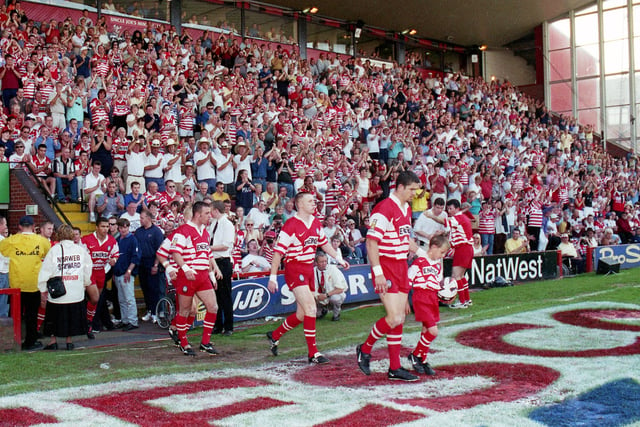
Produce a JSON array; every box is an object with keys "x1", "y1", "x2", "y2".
[
  {"x1": 151, "y1": 139, "x2": 161, "y2": 147},
  {"x1": 265, "y1": 230, "x2": 277, "y2": 239},
  {"x1": 19, "y1": 215, "x2": 34, "y2": 226}
]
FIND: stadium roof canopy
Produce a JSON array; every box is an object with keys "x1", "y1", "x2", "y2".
[{"x1": 264, "y1": 0, "x2": 595, "y2": 47}]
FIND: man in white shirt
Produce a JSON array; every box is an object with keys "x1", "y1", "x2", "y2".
[
  {"x1": 246, "y1": 200, "x2": 271, "y2": 230},
  {"x1": 126, "y1": 139, "x2": 147, "y2": 193},
  {"x1": 213, "y1": 141, "x2": 236, "y2": 197},
  {"x1": 119, "y1": 202, "x2": 141, "y2": 233},
  {"x1": 208, "y1": 201, "x2": 236, "y2": 335},
  {"x1": 144, "y1": 139, "x2": 165, "y2": 192},
  {"x1": 241, "y1": 239, "x2": 270, "y2": 273},
  {"x1": 193, "y1": 137, "x2": 216, "y2": 193},
  {"x1": 314, "y1": 252, "x2": 347, "y2": 321},
  {"x1": 414, "y1": 197, "x2": 447, "y2": 247}
]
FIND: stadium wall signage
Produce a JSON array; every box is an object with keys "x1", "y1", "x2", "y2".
[
  {"x1": 593, "y1": 244, "x2": 640, "y2": 270},
  {"x1": 443, "y1": 251, "x2": 558, "y2": 288},
  {"x1": 231, "y1": 253, "x2": 558, "y2": 321}
]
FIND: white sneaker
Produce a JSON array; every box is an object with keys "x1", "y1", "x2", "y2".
[
  {"x1": 141, "y1": 311, "x2": 152, "y2": 322},
  {"x1": 448, "y1": 302, "x2": 468, "y2": 309},
  {"x1": 89, "y1": 212, "x2": 96, "y2": 222},
  {"x1": 152, "y1": 314, "x2": 158, "y2": 324},
  {"x1": 466, "y1": 300, "x2": 473, "y2": 307}
]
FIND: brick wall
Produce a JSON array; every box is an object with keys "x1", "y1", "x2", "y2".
[{"x1": 7, "y1": 171, "x2": 51, "y2": 234}]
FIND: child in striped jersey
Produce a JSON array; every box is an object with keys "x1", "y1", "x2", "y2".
[{"x1": 407, "y1": 234, "x2": 450, "y2": 375}]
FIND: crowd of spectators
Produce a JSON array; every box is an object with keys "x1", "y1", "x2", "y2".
[{"x1": 1, "y1": 3, "x2": 640, "y2": 278}]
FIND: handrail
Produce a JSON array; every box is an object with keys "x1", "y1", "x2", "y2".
[{"x1": 8, "y1": 161, "x2": 72, "y2": 227}]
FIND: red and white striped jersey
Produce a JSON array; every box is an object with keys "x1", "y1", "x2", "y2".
[
  {"x1": 90, "y1": 98, "x2": 109, "y2": 127},
  {"x1": 409, "y1": 256, "x2": 442, "y2": 292},
  {"x1": 444, "y1": 213, "x2": 473, "y2": 248},
  {"x1": 112, "y1": 137, "x2": 129, "y2": 161},
  {"x1": 178, "y1": 106, "x2": 194, "y2": 133},
  {"x1": 367, "y1": 194, "x2": 412, "y2": 261},
  {"x1": 274, "y1": 215, "x2": 328, "y2": 265},
  {"x1": 22, "y1": 72, "x2": 37, "y2": 99},
  {"x1": 527, "y1": 200, "x2": 543, "y2": 227},
  {"x1": 170, "y1": 222, "x2": 213, "y2": 271},
  {"x1": 157, "y1": 231, "x2": 178, "y2": 270},
  {"x1": 112, "y1": 97, "x2": 130, "y2": 117},
  {"x1": 92, "y1": 55, "x2": 109, "y2": 76},
  {"x1": 82, "y1": 232, "x2": 119, "y2": 272},
  {"x1": 32, "y1": 155, "x2": 51, "y2": 177},
  {"x1": 479, "y1": 209, "x2": 496, "y2": 234}
]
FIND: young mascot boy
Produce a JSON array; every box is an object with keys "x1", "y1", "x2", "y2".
[{"x1": 407, "y1": 234, "x2": 450, "y2": 375}]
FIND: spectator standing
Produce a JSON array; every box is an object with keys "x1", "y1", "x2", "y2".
[
  {"x1": 0, "y1": 216, "x2": 51, "y2": 350},
  {"x1": 134, "y1": 209, "x2": 164, "y2": 323},
  {"x1": 0, "y1": 55, "x2": 21, "y2": 109},
  {"x1": 113, "y1": 218, "x2": 140, "y2": 331},
  {"x1": 38, "y1": 225, "x2": 97, "y2": 351},
  {"x1": 209, "y1": 201, "x2": 235, "y2": 335}
]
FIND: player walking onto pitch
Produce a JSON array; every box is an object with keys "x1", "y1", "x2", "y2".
[
  {"x1": 407, "y1": 234, "x2": 450, "y2": 375},
  {"x1": 427, "y1": 199, "x2": 474, "y2": 308},
  {"x1": 356, "y1": 171, "x2": 424, "y2": 381},
  {"x1": 267, "y1": 192, "x2": 349, "y2": 364},
  {"x1": 170, "y1": 201, "x2": 223, "y2": 356}
]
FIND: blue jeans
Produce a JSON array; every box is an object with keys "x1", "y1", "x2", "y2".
[
  {"x1": 0, "y1": 273, "x2": 8, "y2": 317},
  {"x1": 56, "y1": 177, "x2": 79, "y2": 201},
  {"x1": 481, "y1": 233, "x2": 494, "y2": 255}
]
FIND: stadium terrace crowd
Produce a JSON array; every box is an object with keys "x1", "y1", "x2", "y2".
[{"x1": 1, "y1": 4, "x2": 640, "y2": 316}]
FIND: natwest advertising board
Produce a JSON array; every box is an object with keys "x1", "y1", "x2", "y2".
[{"x1": 231, "y1": 251, "x2": 559, "y2": 321}]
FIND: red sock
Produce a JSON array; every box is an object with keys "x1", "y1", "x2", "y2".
[
  {"x1": 303, "y1": 316, "x2": 318, "y2": 357},
  {"x1": 175, "y1": 314, "x2": 189, "y2": 348},
  {"x1": 37, "y1": 306, "x2": 46, "y2": 331},
  {"x1": 272, "y1": 313, "x2": 302, "y2": 341},
  {"x1": 457, "y1": 277, "x2": 469, "y2": 304},
  {"x1": 361, "y1": 317, "x2": 392, "y2": 354},
  {"x1": 201, "y1": 311, "x2": 217, "y2": 345},
  {"x1": 413, "y1": 329, "x2": 436, "y2": 362},
  {"x1": 86, "y1": 302, "x2": 96, "y2": 324},
  {"x1": 387, "y1": 324, "x2": 403, "y2": 370},
  {"x1": 187, "y1": 315, "x2": 195, "y2": 327}
]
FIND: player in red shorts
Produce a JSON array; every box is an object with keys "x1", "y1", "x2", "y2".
[
  {"x1": 427, "y1": 199, "x2": 474, "y2": 308},
  {"x1": 170, "y1": 201, "x2": 222, "y2": 356},
  {"x1": 356, "y1": 171, "x2": 423, "y2": 381},
  {"x1": 407, "y1": 234, "x2": 450, "y2": 375},
  {"x1": 266, "y1": 192, "x2": 349, "y2": 364}
]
